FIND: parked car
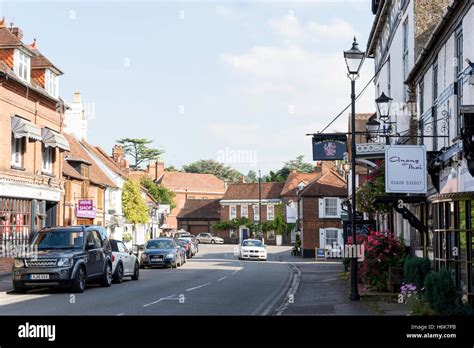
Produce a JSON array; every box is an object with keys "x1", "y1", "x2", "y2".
[
  {"x1": 175, "y1": 231, "x2": 193, "y2": 239},
  {"x1": 238, "y1": 239, "x2": 267, "y2": 261},
  {"x1": 181, "y1": 236, "x2": 198, "y2": 255},
  {"x1": 176, "y1": 238, "x2": 193, "y2": 258},
  {"x1": 110, "y1": 239, "x2": 140, "y2": 283},
  {"x1": 196, "y1": 233, "x2": 224, "y2": 244},
  {"x1": 140, "y1": 238, "x2": 184, "y2": 268},
  {"x1": 12, "y1": 226, "x2": 113, "y2": 293}
]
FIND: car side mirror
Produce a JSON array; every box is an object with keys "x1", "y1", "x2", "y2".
[{"x1": 86, "y1": 242, "x2": 95, "y2": 250}]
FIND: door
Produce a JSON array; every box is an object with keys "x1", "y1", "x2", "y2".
[
  {"x1": 85, "y1": 231, "x2": 101, "y2": 276},
  {"x1": 239, "y1": 226, "x2": 249, "y2": 244},
  {"x1": 119, "y1": 241, "x2": 133, "y2": 274},
  {"x1": 200, "y1": 233, "x2": 211, "y2": 243}
]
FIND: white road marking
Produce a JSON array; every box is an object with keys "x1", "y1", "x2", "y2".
[
  {"x1": 143, "y1": 294, "x2": 176, "y2": 307},
  {"x1": 186, "y1": 282, "x2": 211, "y2": 291},
  {"x1": 116, "y1": 313, "x2": 125, "y2": 316},
  {"x1": 217, "y1": 276, "x2": 228, "y2": 282}
]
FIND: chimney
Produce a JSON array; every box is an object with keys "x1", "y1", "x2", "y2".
[
  {"x1": 73, "y1": 91, "x2": 81, "y2": 103},
  {"x1": 112, "y1": 145, "x2": 129, "y2": 170},
  {"x1": 156, "y1": 161, "x2": 164, "y2": 179},
  {"x1": 313, "y1": 161, "x2": 322, "y2": 175},
  {"x1": 10, "y1": 27, "x2": 23, "y2": 40}
]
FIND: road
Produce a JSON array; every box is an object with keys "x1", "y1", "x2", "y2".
[{"x1": 0, "y1": 245, "x2": 293, "y2": 315}]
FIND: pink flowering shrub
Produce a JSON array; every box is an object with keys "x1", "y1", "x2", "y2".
[{"x1": 350, "y1": 231, "x2": 407, "y2": 291}]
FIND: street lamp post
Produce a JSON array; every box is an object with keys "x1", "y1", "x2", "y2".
[
  {"x1": 343, "y1": 37, "x2": 365, "y2": 301},
  {"x1": 258, "y1": 169, "x2": 262, "y2": 241}
]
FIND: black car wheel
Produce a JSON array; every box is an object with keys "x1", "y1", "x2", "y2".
[
  {"x1": 71, "y1": 266, "x2": 86, "y2": 293},
  {"x1": 211, "y1": 239, "x2": 215, "y2": 244},
  {"x1": 100, "y1": 263, "x2": 112, "y2": 287},
  {"x1": 13, "y1": 283, "x2": 27, "y2": 294},
  {"x1": 113, "y1": 263, "x2": 124, "y2": 284},
  {"x1": 131, "y1": 262, "x2": 139, "y2": 280}
]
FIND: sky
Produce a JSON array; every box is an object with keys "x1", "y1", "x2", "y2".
[{"x1": 1, "y1": 0, "x2": 376, "y2": 175}]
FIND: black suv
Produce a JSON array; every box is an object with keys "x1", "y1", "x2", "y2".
[{"x1": 12, "y1": 226, "x2": 113, "y2": 293}]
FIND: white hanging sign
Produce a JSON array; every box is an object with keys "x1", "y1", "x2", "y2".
[{"x1": 385, "y1": 145, "x2": 427, "y2": 194}]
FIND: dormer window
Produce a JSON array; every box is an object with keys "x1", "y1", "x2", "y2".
[
  {"x1": 13, "y1": 49, "x2": 30, "y2": 83},
  {"x1": 45, "y1": 69, "x2": 59, "y2": 98}
]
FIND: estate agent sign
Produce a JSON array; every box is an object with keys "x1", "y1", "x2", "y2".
[
  {"x1": 312, "y1": 134, "x2": 347, "y2": 161},
  {"x1": 385, "y1": 145, "x2": 427, "y2": 194},
  {"x1": 77, "y1": 199, "x2": 96, "y2": 219}
]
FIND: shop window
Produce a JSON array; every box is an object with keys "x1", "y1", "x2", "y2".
[{"x1": 0, "y1": 198, "x2": 31, "y2": 247}]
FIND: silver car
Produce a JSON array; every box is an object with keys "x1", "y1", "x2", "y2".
[
  {"x1": 196, "y1": 233, "x2": 224, "y2": 244},
  {"x1": 110, "y1": 239, "x2": 139, "y2": 283}
]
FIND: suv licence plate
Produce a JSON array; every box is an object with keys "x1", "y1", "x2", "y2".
[{"x1": 30, "y1": 274, "x2": 50, "y2": 280}]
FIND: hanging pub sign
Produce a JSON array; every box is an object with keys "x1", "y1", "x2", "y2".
[
  {"x1": 312, "y1": 134, "x2": 347, "y2": 161},
  {"x1": 385, "y1": 145, "x2": 427, "y2": 194}
]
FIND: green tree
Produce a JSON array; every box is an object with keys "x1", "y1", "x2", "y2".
[
  {"x1": 264, "y1": 171, "x2": 285, "y2": 182},
  {"x1": 246, "y1": 170, "x2": 258, "y2": 183},
  {"x1": 165, "y1": 165, "x2": 178, "y2": 172},
  {"x1": 182, "y1": 159, "x2": 242, "y2": 183},
  {"x1": 122, "y1": 179, "x2": 149, "y2": 224},
  {"x1": 116, "y1": 138, "x2": 164, "y2": 170},
  {"x1": 276, "y1": 155, "x2": 314, "y2": 179},
  {"x1": 140, "y1": 177, "x2": 176, "y2": 210}
]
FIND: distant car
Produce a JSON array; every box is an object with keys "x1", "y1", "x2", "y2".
[
  {"x1": 238, "y1": 239, "x2": 267, "y2": 261},
  {"x1": 196, "y1": 233, "x2": 224, "y2": 244},
  {"x1": 181, "y1": 236, "x2": 198, "y2": 255},
  {"x1": 110, "y1": 239, "x2": 139, "y2": 283},
  {"x1": 175, "y1": 231, "x2": 193, "y2": 239},
  {"x1": 140, "y1": 238, "x2": 184, "y2": 268},
  {"x1": 12, "y1": 226, "x2": 113, "y2": 293},
  {"x1": 176, "y1": 238, "x2": 193, "y2": 258}
]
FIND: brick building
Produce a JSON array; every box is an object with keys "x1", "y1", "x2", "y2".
[
  {"x1": 298, "y1": 167, "x2": 347, "y2": 258},
  {"x1": 138, "y1": 161, "x2": 226, "y2": 229},
  {"x1": 62, "y1": 134, "x2": 117, "y2": 227},
  {"x1": 216, "y1": 182, "x2": 286, "y2": 245},
  {"x1": 0, "y1": 22, "x2": 69, "y2": 273},
  {"x1": 177, "y1": 199, "x2": 221, "y2": 235}
]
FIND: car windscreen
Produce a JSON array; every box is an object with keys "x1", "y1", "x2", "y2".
[
  {"x1": 32, "y1": 230, "x2": 84, "y2": 249},
  {"x1": 242, "y1": 240, "x2": 263, "y2": 247},
  {"x1": 146, "y1": 240, "x2": 174, "y2": 249},
  {"x1": 110, "y1": 240, "x2": 119, "y2": 252},
  {"x1": 178, "y1": 238, "x2": 191, "y2": 243}
]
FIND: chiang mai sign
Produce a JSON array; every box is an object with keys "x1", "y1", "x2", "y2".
[
  {"x1": 385, "y1": 145, "x2": 427, "y2": 194},
  {"x1": 312, "y1": 134, "x2": 347, "y2": 161}
]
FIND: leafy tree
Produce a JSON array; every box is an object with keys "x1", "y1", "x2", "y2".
[
  {"x1": 264, "y1": 171, "x2": 285, "y2": 182},
  {"x1": 117, "y1": 138, "x2": 164, "y2": 170},
  {"x1": 140, "y1": 177, "x2": 176, "y2": 210},
  {"x1": 246, "y1": 170, "x2": 258, "y2": 183},
  {"x1": 122, "y1": 179, "x2": 149, "y2": 224},
  {"x1": 165, "y1": 165, "x2": 179, "y2": 172},
  {"x1": 182, "y1": 159, "x2": 242, "y2": 183},
  {"x1": 276, "y1": 155, "x2": 314, "y2": 179}
]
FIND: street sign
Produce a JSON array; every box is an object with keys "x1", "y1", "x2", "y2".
[
  {"x1": 316, "y1": 248, "x2": 326, "y2": 260},
  {"x1": 385, "y1": 145, "x2": 427, "y2": 194},
  {"x1": 312, "y1": 134, "x2": 347, "y2": 161}
]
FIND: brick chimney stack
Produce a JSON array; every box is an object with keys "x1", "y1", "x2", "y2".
[
  {"x1": 112, "y1": 145, "x2": 129, "y2": 170},
  {"x1": 146, "y1": 160, "x2": 165, "y2": 181}
]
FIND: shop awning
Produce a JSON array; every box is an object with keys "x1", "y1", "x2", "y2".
[
  {"x1": 41, "y1": 128, "x2": 70, "y2": 151},
  {"x1": 11, "y1": 116, "x2": 42, "y2": 141}
]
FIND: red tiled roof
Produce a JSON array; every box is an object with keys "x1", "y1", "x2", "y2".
[
  {"x1": 63, "y1": 134, "x2": 117, "y2": 188},
  {"x1": 0, "y1": 27, "x2": 24, "y2": 47},
  {"x1": 157, "y1": 172, "x2": 225, "y2": 193},
  {"x1": 300, "y1": 170, "x2": 347, "y2": 197},
  {"x1": 177, "y1": 199, "x2": 221, "y2": 220},
  {"x1": 30, "y1": 48, "x2": 63, "y2": 75},
  {"x1": 280, "y1": 171, "x2": 320, "y2": 196},
  {"x1": 79, "y1": 140, "x2": 128, "y2": 179},
  {"x1": 222, "y1": 182, "x2": 285, "y2": 200}
]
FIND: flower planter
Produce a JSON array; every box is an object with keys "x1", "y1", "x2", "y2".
[
  {"x1": 387, "y1": 267, "x2": 404, "y2": 292},
  {"x1": 276, "y1": 235, "x2": 282, "y2": 246}
]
